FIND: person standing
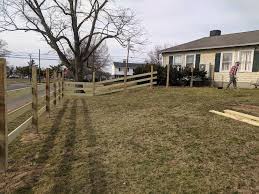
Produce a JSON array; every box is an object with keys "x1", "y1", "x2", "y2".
[{"x1": 226, "y1": 62, "x2": 240, "y2": 89}]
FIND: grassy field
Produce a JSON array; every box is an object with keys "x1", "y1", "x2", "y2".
[{"x1": 1, "y1": 87, "x2": 259, "y2": 193}]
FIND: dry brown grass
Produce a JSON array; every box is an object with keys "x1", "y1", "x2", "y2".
[{"x1": 0, "y1": 87, "x2": 259, "y2": 193}]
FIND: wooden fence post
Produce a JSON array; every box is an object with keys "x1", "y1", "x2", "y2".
[
  {"x1": 124, "y1": 67, "x2": 127, "y2": 91},
  {"x1": 58, "y1": 73, "x2": 61, "y2": 101},
  {"x1": 53, "y1": 71, "x2": 57, "y2": 105},
  {"x1": 61, "y1": 71, "x2": 64, "y2": 97},
  {"x1": 32, "y1": 65, "x2": 39, "y2": 133},
  {"x1": 46, "y1": 68, "x2": 50, "y2": 115},
  {"x1": 0, "y1": 58, "x2": 8, "y2": 172},
  {"x1": 190, "y1": 66, "x2": 194, "y2": 88},
  {"x1": 92, "y1": 71, "x2": 96, "y2": 96},
  {"x1": 210, "y1": 64, "x2": 215, "y2": 87},
  {"x1": 150, "y1": 65, "x2": 154, "y2": 89},
  {"x1": 166, "y1": 64, "x2": 170, "y2": 88}
]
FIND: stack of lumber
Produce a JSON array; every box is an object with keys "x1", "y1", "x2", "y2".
[{"x1": 210, "y1": 109, "x2": 259, "y2": 127}]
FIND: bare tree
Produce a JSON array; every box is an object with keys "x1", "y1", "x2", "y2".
[
  {"x1": 146, "y1": 44, "x2": 175, "y2": 65},
  {"x1": 0, "y1": 0, "x2": 145, "y2": 81},
  {"x1": 64, "y1": 40, "x2": 111, "y2": 78},
  {"x1": 145, "y1": 45, "x2": 163, "y2": 65},
  {"x1": 84, "y1": 41, "x2": 110, "y2": 71}
]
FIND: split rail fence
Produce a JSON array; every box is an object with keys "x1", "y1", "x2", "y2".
[
  {"x1": 0, "y1": 58, "x2": 64, "y2": 172},
  {"x1": 64, "y1": 65, "x2": 157, "y2": 96}
]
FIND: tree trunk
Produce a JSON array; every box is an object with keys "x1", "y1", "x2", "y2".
[
  {"x1": 75, "y1": 58, "x2": 85, "y2": 82},
  {"x1": 74, "y1": 58, "x2": 79, "y2": 82},
  {"x1": 78, "y1": 67, "x2": 83, "y2": 82}
]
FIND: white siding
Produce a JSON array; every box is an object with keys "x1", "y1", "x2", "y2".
[{"x1": 112, "y1": 67, "x2": 134, "y2": 76}]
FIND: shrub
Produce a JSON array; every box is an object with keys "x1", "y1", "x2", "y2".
[{"x1": 134, "y1": 64, "x2": 208, "y2": 87}]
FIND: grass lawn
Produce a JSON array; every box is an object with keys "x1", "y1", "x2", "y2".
[{"x1": 1, "y1": 87, "x2": 259, "y2": 193}]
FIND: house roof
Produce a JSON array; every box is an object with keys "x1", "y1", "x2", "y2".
[
  {"x1": 162, "y1": 30, "x2": 259, "y2": 54},
  {"x1": 113, "y1": 62, "x2": 145, "y2": 69}
]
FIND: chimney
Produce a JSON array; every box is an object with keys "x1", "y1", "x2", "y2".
[{"x1": 210, "y1": 30, "x2": 221, "y2": 37}]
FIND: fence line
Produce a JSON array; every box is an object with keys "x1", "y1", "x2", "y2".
[
  {"x1": 0, "y1": 58, "x2": 64, "y2": 172},
  {"x1": 64, "y1": 65, "x2": 157, "y2": 96}
]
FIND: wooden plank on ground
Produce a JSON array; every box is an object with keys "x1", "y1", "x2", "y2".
[
  {"x1": 224, "y1": 110, "x2": 259, "y2": 122},
  {"x1": 0, "y1": 58, "x2": 7, "y2": 172},
  {"x1": 210, "y1": 110, "x2": 259, "y2": 127}
]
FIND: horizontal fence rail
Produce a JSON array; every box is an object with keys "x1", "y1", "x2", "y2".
[
  {"x1": 0, "y1": 58, "x2": 64, "y2": 172},
  {"x1": 64, "y1": 65, "x2": 157, "y2": 96}
]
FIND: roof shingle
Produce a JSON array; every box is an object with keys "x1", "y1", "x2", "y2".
[{"x1": 162, "y1": 30, "x2": 259, "y2": 53}]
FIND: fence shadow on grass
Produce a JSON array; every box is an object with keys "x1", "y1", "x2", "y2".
[
  {"x1": 36, "y1": 99, "x2": 70, "y2": 163},
  {"x1": 12, "y1": 99, "x2": 70, "y2": 193},
  {"x1": 81, "y1": 99, "x2": 107, "y2": 194},
  {"x1": 51, "y1": 99, "x2": 77, "y2": 193}
]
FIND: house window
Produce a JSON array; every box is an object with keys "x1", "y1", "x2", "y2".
[
  {"x1": 174, "y1": 55, "x2": 183, "y2": 66},
  {"x1": 240, "y1": 51, "x2": 253, "y2": 72},
  {"x1": 186, "y1": 54, "x2": 195, "y2": 68},
  {"x1": 128, "y1": 68, "x2": 130, "y2": 72},
  {"x1": 221, "y1": 53, "x2": 233, "y2": 71},
  {"x1": 118, "y1": 68, "x2": 121, "y2": 72}
]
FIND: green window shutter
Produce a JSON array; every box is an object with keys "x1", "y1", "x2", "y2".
[
  {"x1": 252, "y1": 51, "x2": 259, "y2": 72},
  {"x1": 214, "y1": 53, "x2": 221, "y2": 72},
  {"x1": 195, "y1": 54, "x2": 200, "y2": 69},
  {"x1": 169, "y1": 56, "x2": 174, "y2": 65}
]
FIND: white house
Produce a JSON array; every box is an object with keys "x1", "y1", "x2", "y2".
[
  {"x1": 161, "y1": 30, "x2": 259, "y2": 88},
  {"x1": 111, "y1": 61, "x2": 145, "y2": 78}
]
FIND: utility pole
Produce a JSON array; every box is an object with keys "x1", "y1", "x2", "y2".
[
  {"x1": 38, "y1": 49, "x2": 41, "y2": 83},
  {"x1": 124, "y1": 38, "x2": 131, "y2": 90},
  {"x1": 29, "y1": 54, "x2": 32, "y2": 82}
]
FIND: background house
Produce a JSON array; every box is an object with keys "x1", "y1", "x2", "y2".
[
  {"x1": 111, "y1": 61, "x2": 145, "y2": 78},
  {"x1": 162, "y1": 30, "x2": 259, "y2": 88}
]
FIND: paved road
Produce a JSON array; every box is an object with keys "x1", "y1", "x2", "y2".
[
  {"x1": 7, "y1": 85, "x2": 48, "y2": 112},
  {"x1": 7, "y1": 83, "x2": 31, "y2": 91}
]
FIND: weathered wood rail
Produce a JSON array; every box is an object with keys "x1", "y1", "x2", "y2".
[
  {"x1": 0, "y1": 58, "x2": 64, "y2": 172},
  {"x1": 64, "y1": 65, "x2": 157, "y2": 96}
]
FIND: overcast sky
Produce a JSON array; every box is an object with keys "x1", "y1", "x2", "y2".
[{"x1": 2, "y1": 0, "x2": 259, "y2": 70}]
